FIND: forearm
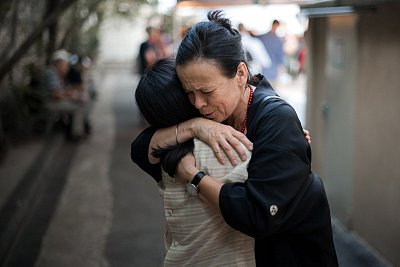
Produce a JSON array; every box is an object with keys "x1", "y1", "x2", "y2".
[
  {"x1": 175, "y1": 152, "x2": 223, "y2": 211},
  {"x1": 131, "y1": 127, "x2": 162, "y2": 182},
  {"x1": 148, "y1": 118, "x2": 196, "y2": 164},
  {"x1": 198, "y1": 175, "x2": 223, "y2": 212}
]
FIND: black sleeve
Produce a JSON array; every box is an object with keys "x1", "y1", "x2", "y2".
[
  {"x1": 219, "y1": 101, "x2": 312, "y2": 238},
  {"x1": 131, "y1": 126, "x2": 162, "y2": 183}
]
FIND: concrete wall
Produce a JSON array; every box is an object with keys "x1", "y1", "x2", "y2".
[
  {"x1": 306, "y1": 3, "x2": 400, "y2": 265},
  {"x1": 306, "y1": 17, "x2": 327, "y2": 178},
  {"x1": 353, "y1": 4, "x2": 400, "y2": 265},
  {"x1": 306, "y1": 14, "x2": 358, "y2": 225}
]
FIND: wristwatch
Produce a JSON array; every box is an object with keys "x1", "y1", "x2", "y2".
[{"x1": 186, "y1": 171, "x2": 207, "y2": 196}]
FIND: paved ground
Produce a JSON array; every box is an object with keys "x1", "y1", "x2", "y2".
[
  {"x1": 34, "y1": 64, "x2": 165, "y2": 267},
  {"x1": 0, "y1": 63, "x2": 393, "y2": 267}
]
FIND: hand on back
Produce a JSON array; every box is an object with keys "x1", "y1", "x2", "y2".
[{"x1": 192, "y1": 118, "x2": 253, "y2": 166}]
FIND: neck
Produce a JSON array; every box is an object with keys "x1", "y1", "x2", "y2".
[{"x1": 227, "y1": 88, "x2": 250, "y2": 131}]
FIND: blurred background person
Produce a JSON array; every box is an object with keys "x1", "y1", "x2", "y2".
[
  {"x1": 138, "y1": 26, "x2": 168, "y2": 75},
  {"x1": 41, "y1": 49, "x2": 88, "y2": 141},
  {"x1": 238, "y1": 23, "x2": 271, "y2": 76},
  {"x1": 297, "y1": 35, "x2": 307, "y2": 75},
  {"x1": 257, "y1": 20, "x2": 284, "y2": 84},
  {"x1": 66, "y1": 54, "x2": 94, "y2": 136}
]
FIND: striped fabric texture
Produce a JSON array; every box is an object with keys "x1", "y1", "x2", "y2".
[{"x1": 158, "y1": 139, "x2": 255, "y2": 266}]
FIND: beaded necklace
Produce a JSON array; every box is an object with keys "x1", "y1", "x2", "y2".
[{"x1": 240, "y1": 87, "x2": 254, "y2": 134}]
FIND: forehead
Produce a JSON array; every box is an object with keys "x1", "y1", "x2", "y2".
[{"x1": 176, "y1": 60, "x2": 226, "y2": 90}]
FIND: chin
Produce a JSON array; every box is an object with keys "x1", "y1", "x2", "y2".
[{"x1": 213, "y1": 116, "x2": 226, "y2": 123}]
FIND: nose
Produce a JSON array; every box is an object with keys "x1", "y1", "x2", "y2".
[{"x1": 193, "y1": 93, "x2": 206, "y2": 110}]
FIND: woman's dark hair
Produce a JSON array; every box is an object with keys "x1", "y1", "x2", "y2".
[
  {"x1": 176, "y1": 10, "x2": 252, "y2": 81},
  {"x1": 135, "y1": 58, "x2": 200, "y2": 176}
]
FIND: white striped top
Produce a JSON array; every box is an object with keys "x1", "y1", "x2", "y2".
[{"x1": 158, "y1": 138, "x2": 255, "y2": 266}]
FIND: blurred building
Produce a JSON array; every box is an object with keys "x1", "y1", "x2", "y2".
[{"x1": 301, "y1": 0, "x2": 400, "y2": 265}]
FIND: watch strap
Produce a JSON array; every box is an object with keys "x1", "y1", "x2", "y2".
[{"x1": 191, "y1": 171, "x2": 207, "y2": 187}]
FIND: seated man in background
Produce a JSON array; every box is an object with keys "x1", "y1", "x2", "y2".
[
  {"x1": 41, "y1": 49, "x2": 88, "y2": 140},
  {"x1": 66, "y1": 54, "x2": 93, "y2": 135}
]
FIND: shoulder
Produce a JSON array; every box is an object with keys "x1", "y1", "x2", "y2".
[
  {"x1": 43, "y1": 66, "x2": 56, "y2": 77},
  {"x1": 193, "y1": 138, "x2": 212, "y2": 155},
  {"x1": 139, "y1": 41, "x2": 150, "y2": 51},
  {"x1": 250, "y1": 79, "x2": 287, "y2": 116},
  {"x1": 193, "y1": 138, "x2": 251, "y2": 182},
  {"x1": 251, "y1": 79, "x2": 294, "y2": 117},
  {"x1": 253, "y1": 97, "x2": 297, "y2": 133},
  {"x1": 41, "y1": 67, "x2": 60, "y2": 89},
  {"x1": 247, "y1": 81, "x2": 300, "y2": 137}
]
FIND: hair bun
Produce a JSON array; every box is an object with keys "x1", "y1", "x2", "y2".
[{"x1": 207, "y1": 10, "x2": 238, "y2": 35}]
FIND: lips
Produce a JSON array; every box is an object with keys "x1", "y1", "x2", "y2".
[{"x1": 202, "y1": 110, "x2": 215, "y2": 118}]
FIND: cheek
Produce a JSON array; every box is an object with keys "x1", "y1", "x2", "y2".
[
  {"x1": 220, "y1": 93, "x2": 240, "y2": 115},
  {"x1": 210, "y1": 97, "x2": 231, "y2": 115},
  {"x1": 188, "y1": 95, "x2": 195, "y2": 106}
]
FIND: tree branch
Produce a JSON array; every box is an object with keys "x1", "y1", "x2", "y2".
[
  {"x1": 59, "y1": 0, "x2": 103, "y2": 49},
  {"x1": 0, "y1": 0, "x2": 78, "y2": 84},
  {"x1": 0, "y1": 0, "x2": 21, "y2": 60}
]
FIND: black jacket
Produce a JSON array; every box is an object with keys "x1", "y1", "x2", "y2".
[
  {"x1": 219, "y1": 78, "x2": 338, "y2": 266},
  {"x1": 131, "y1": 77, "x2": 338, "y2": 266}
]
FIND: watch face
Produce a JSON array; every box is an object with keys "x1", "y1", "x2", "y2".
[{"x1": 186, "y1": 183, "x2": 198, "y2": 196}]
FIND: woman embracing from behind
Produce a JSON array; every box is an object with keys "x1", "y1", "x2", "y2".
[{"x1": 132, "y1": 11, "x2": 338, "y2": 267}]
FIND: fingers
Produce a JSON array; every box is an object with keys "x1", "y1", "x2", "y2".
[
  {"x1": 303, "y1": 129, "x2": 311, "y2": 144},
  {"x1": 232, "y1": 131, "x2": 253, "y2": 151},
  {"x1": 209, "y1": 134, "x2": 243, "y2": 166},
  {"x1": 227, "y1": 136, "x2": 248, "y2": 162},
  {"x1": 212, "y1": 130, "x2": 253, "y2": 166},
  {"x1": 176, "y1": 153, "x2": 198, "y2": 183},
  {"x1": 209, "y1": 142, "x2": 227, "y2": 165},
  {"x1": 219, "y1": 138, "x2": 239, "y2": 166},
  {"x1": 193, "y1": 119, "x2": 253, "y2": 165}
]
